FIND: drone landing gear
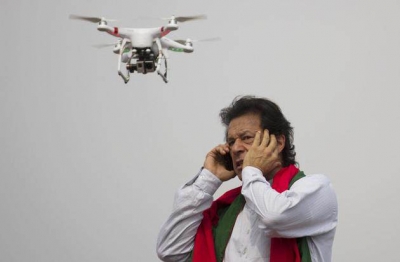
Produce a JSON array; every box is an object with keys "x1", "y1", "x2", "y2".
[
  {"x1": 154, "y1": 38, "x2": 168, "y2": 83},
  {"x1": 118, "y1": 71, "x2": 130, "y2": 84},
  {"x1": 157, "y1": 71, "x2": 168, "y2": 83},
  {"x1": 118, "y1": 39, "x2": 130, "y2": 84},
  {"x1": 156, "y1": 54, "x2": 168, "y2": 83}
]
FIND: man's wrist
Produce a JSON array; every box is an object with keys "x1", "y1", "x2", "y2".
[
  {"x1": 242, "y1": 166, "x2": 266, "y2": 182},
  {"x1": 197, "y1": 168, "x2": 223, "y2": 195}
]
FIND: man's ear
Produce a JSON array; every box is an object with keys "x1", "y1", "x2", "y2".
[{"x1": 277, "y1": 135, "x2": 286, "y2": 153}]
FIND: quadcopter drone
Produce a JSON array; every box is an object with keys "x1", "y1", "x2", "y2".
[{"x1": 70, "y1": 14, "x2": 217, "y2": 84}]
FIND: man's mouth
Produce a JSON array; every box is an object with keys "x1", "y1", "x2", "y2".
[{"x1": 235, "y1": 159, "x2": 243, "y2": 170}]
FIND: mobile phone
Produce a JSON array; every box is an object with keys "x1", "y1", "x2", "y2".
[{"x1": 219, "y1": 152, "x2": 233, "y2": 171}]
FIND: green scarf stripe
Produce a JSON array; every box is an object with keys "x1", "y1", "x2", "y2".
[
  {"x1": 289, "y1": 171, "x2": 305, "y2": 188},
  {"x1": 213, "y1": 195, "x2": 246, "y2": 262},
  {"x1": 297, "y1": 237, "x2": 312, "y2": 262},
  {"x1": 288, "y1": 171, "x2": 312, "y2": 262}
]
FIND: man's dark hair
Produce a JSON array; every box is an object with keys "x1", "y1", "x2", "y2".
[{"x1": 219, "y1": 95, "x2": 296, "y2": 167}]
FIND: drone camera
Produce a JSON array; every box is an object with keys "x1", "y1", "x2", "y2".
[
  {"x1": 136, "y1": 61, "x2": 144, "y2": 73},
  {"x1": 126, "y1": 64, "x2": 137, "y2": 73},
  {"x1": 134, "y1": 61, "x2": 155, "y2": 74},
  {"x1": 145, "y1": 61, "x2": 155, "y2": 72}
]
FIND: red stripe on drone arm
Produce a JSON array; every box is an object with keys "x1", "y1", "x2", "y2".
[
  {"x1": 161, "y1": 29, "x2": 171, "y2": 37},
  {"x1": 113, "y1": 27, "x2": 120, "y2": 37},
  {"x1": 160, "y1": 27, "x2": 171, "y2": 37}
]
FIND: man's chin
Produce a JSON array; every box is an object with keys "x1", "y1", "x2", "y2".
[{"x1": 235, "y1": 168, "x2": 243, "y2": 181}]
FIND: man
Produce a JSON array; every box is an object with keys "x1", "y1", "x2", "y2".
[{"x1": 157, "y1": 96, "x2": 338, "y2": 262}]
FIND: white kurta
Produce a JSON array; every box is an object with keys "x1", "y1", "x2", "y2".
[{"x1": 157, "y1": 166, "x2": 338, "y2": 262}]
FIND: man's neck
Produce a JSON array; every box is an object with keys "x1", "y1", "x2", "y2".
[{"x1": 265, "y1": 163, "x2": 283, "y2": 181}]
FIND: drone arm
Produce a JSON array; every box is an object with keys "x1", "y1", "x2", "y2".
[
  {"x1": 164, "y1": 23, "x2": 178, "y2": 31},
  {"x1": 161, "y1": 38, "x2": 194, "y2": 53},
  {"x1": 97, "y1": 24, "x2": 121, "y2": 37}
]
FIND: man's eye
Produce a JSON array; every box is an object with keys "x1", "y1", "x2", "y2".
[
  {"x1": 227, "y1": 140, "x2": 235, "y2": 147},
  {"x1": 242, "y1": 136, "x2": 254, "y2": 144}
]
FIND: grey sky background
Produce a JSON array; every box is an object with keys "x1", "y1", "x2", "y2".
[{"x1": 1, "y1": 0, "x2": 400, "y2": 261}]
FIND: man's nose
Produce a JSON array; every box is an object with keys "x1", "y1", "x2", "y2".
[{"x1": 230, "y1": 138, "x2": 246, "y2": 153}]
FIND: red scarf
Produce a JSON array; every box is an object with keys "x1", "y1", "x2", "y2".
[{"x1": 192, "y1": 165, "x2": 301, "y2": 262}]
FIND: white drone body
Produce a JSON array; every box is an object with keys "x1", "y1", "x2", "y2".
[{"x1": 70, "y1": 15, "x2": 208, "y2": 84}]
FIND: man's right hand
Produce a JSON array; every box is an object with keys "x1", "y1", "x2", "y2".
[{"x1": 204, "y1": 144, "x2": 236, "y2": 182}]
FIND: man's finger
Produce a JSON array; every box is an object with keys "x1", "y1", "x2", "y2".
[
  {"x1": 220, "y1": 146, "x2": 228, "y2": 155},
  {"x1": 215, "y1": 144, "x2": 230, "y2": 155},
  {"x1": 252, "y1": 131, "x2": 262, "y2": 147},
  {"x1": 261, "y1": 129, "x2": 270, "y2": 147},
  {"x1": 222, "y1": 143, "x2": 230, "y2": 153}
]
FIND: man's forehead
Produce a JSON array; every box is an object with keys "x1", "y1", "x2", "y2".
[{"x1": 227, "y1": 115, "x2": 262, "y2": 138}]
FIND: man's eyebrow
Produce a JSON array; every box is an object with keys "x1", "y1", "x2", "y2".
[{"x1": 227, "y1": 130, "x2": 256, "y2": 140}]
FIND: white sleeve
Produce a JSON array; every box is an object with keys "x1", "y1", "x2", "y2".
[
  {"x1": 241, "y1": 166, "x2": 338, "y2": 238},
  {"x1": 156, "y1": 168, "x2": 222, "y2": 262}
]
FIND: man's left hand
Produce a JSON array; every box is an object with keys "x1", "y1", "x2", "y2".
[{"x1": 243, "y1": 130, "x2": 282, "y2": 179}]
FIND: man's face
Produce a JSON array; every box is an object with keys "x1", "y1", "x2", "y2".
[{"x1": 227, "y1": 113, "x2": 262, "y2": 180}]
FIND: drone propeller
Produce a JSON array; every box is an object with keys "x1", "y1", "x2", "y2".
[
  {"x1": 69, "y1": 14, "x2": 117, "y2": 23},
  {"x1": 174, "y1": 37, "x2": 221, "y2": 45},
  {"x1": 162, "y1": 15, "x2": 207, "y2": 23}
]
